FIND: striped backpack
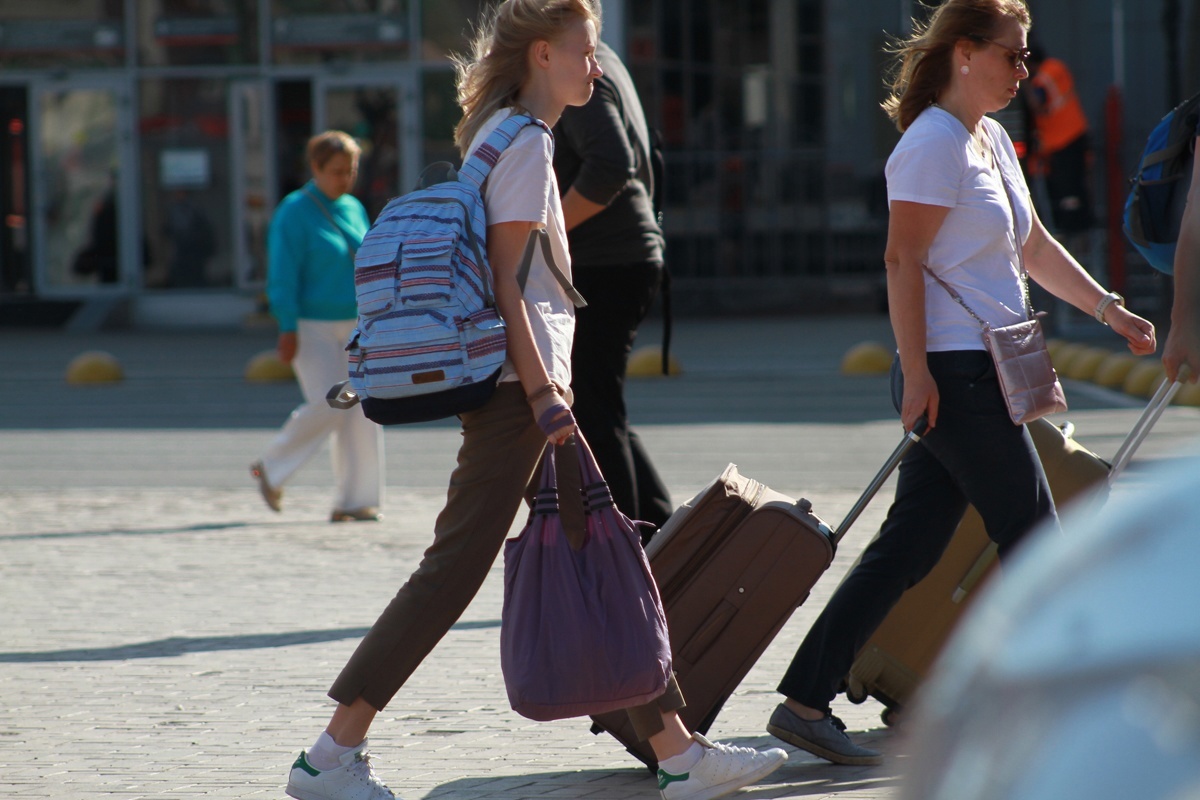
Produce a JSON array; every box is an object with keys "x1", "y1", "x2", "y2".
[{"x1": 339, "y1": 113, "x2": 584, "y2": 425}]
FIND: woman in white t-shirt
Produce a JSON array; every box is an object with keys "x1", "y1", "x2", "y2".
[
  {"x1": 768, "y1": 0, "x2": 1156, "y2": 768},
  {"x1": 283, "y1": 4, "x2": 786, "y2": 800}
]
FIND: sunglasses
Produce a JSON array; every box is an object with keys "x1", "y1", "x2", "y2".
[{"x1": 971, "y1": 37, "x2": 1032, "y2": 70}]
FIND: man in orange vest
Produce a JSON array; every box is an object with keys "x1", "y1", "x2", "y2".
[{"x1": 1026, "y1": 46, "x2": 1093, "y2": 243}]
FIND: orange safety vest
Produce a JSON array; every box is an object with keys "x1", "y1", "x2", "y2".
[{"x1": 1031, "y1": 58, "x2": 1089, "y2": 155}]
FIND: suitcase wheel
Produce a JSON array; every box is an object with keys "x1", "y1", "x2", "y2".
[
  {"x1": 844, "y1": 678, "x2": 868, "y2": 705},
  {"x1": 881, "y1": 706, "x2": 901, "y2": 727}
]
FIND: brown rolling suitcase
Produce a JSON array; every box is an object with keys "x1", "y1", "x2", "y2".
[
  {"x1": 843, "y1": 380, "x2": 1182, "y2": 723},
  {"x1": 590, "y1": 422, "x2": 927, "y2": 768}
]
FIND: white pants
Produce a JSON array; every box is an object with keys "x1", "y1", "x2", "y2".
[{"x1": 260, "y1": 319, "x2": 383, "y2": 510}]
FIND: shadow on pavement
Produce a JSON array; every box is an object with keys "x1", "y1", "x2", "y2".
[
  {"x1": 0, "y1": 620, "x2": 500, "y2": 662},
  {"x1": 0, "y1": 521, "x2": 259, "y2": 541},
  {"x1": 423, "y1": 754, "x2": 900, "y2": 799}
]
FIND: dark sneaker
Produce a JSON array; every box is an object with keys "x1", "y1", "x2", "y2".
[
  {"x1": 657, "y1": 733, "x2": 787, "y2": 800},
  {"x1": 766, "y1": 703, "x2": 882, "y2": 766},
  {"x1": 285, "y1": 740, "x2": 396, "y2": 800}
]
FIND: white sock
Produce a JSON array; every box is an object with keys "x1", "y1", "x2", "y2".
[
  {"x1": 307, "y1": 731, "x2": 359, "y2": 772},
  {"x1": 659, "y1": 740, "x2": 704, "y2": 775}
]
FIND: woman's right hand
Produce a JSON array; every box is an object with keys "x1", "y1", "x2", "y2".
[
  {"x1": 277, "y1": 331, "x2": 298, "y2": 365},
  {"x1": 1163, "y1": 316, "x2": 1200, "y2": 384},
  {"x1": 902, "y1": 366, "x2": 939, "y2": 432}
]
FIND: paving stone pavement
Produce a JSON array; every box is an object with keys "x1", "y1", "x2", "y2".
[{"x1": 2, "y1": 314, "x2": 1199, "y2": 800}]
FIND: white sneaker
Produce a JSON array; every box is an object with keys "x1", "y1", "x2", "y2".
[
  {"x1": 658, "y1": 733, "x2": 788, "y2": 800},
  {"x1": 285, "y1": 740, "x2": 397, "y2": 800}
]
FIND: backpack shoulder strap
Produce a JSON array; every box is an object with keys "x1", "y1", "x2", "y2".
[
  {"x1": 516, "y1": 228, "x2": 588, "y2": 308},
  {"x1": 1144, "y1": 93, "x2": 1200, "y2": 170},
  {"x1": 458, "y1": 112, "x2": 553, "y2": 189},
  {"x1": 457, "y1": 112, "x2": 584, "y2": 308}
]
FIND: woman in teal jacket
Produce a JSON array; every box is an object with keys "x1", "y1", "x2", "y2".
[{"x1": 251, "y1": 131, "x2": 384, "y2": 522}]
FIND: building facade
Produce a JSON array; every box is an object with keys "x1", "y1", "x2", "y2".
[{"x1": 0, "y1": 0, "x2": 1195, "y2": 325}]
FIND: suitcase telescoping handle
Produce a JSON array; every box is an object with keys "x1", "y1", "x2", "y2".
[
  {"x1": 831, "y1": 417, "x2": 928, "y2": 546},
  {"x1": 1107, "y1": 378, "x2": 1183, "y2": 486}
]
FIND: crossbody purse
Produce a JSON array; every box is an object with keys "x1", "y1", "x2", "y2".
[
  {"x1": 925, "y1": 133, "x2": 1067, "y2": 426},
  {"x1": 303, "y1": 186, "x2": 361, "y2": 265}
]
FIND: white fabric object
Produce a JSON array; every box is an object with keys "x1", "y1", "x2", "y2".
[
  {"x1": 467, "y1": 108, "x2": 575, "y2": 390},
  {"x1": 260, "y1": 318, "x2": 383, "y2": 510},
  {"x1": 886, "y1": 106, "x2": 1033, "y2": 352},
  {"x1": 659, "y1": 740, "x2": 705, "y2": 774},
  {"x1": 306, "y1": 731, "x2": 356, "y2": 772}
]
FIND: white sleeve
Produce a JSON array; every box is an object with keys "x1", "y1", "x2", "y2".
[
  {"x1": 484, "y1": 129, "x2": 554, "y2": 226},
  {"x1": 885, "y1": 125, "x2": 964, "y2": 208}
]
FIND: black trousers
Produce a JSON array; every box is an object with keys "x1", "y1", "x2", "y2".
[
  {"x1": 1045, "y1": 135, "x2": 1093, "y2": 234},
  {"x1": 777, "y1": 350, "x2": 1060, "y2": 710},
  {"x1": 570, "y1": 261, "x2": 673, "y2": 528}
]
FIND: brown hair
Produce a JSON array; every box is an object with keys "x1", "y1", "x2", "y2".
[
  {"x1": 306, "y1": 130, "x2": 361, "y2": 169},
  {"x1": 882, "y1": 0, "x2": 1031, "y2": 132},
  {"x1": 451, "y1": 0, "x2": 602, "y2": 158}
]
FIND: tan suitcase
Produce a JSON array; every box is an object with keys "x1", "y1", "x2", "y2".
[{"x1": 842, "y1": 385, "x2": 1181, "y2": 723}]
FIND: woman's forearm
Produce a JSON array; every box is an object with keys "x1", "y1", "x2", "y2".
[
  {"x1": 886, "y1": 257, "x2": 929, "y2": 374},
  {"x1": 1023, "y1": 218, "x2": 1108, "y2": 314},
  {"x1": 494, "y1": 277, "x2": 553, "y2": 396}
]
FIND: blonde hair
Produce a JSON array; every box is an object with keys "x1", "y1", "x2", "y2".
[
  {"x1": 882, "y1": 0, "x2": 1031, "y2": 132},
  {"x1": 452, "y1": 0, "x2": 602, "y2": 158},
  {"x1": 306, "y1": 130, "x2": 361, "y2": 169}
]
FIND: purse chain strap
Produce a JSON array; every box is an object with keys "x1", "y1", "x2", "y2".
[{"x1": 923, "y1": 124, "x2": 1034, "y2": 330}]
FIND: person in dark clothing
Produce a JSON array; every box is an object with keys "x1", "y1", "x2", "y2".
[
  {"x1": 1162, "y1": 116, "x2": 1200, "y2": 384},
  {"x1": 554, "y1": 39, "x2": 673, "y2": 529},
  {"x1": 72, "y1": 190, "x2": 119, "y2": 283},
  {"x1": 1025, "y1": 46, "x2": 1093, "y2": 249}
]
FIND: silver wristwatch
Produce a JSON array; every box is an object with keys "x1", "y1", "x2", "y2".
[{"x1": 1095, "y1": 291, "x2": 1124, "y2": 324}]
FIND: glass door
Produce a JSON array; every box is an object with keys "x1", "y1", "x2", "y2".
[
  {"x1": 314, "y1": 74, "x2": 419, "y2": 220},
  {"x1": 231, "y1": 80, "x2": 271, "y2": 288},
  {"x1": 0, "y1": 85, "x2": 31, "y2": 296},
  {"x1": 31, "y1": 78, "x2": 133, "y2": 293}
]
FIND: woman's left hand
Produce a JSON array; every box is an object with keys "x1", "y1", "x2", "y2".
[
  {"x1": 531, "y1": 387, "x2": 576, "y2": 445},
  {"x1": 1107, "y1": 306, "x2": 1157, "y2": 356}
]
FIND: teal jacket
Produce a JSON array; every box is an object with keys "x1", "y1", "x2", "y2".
[{"x1": 266, "y1": 181, "x2": 369, "y2": 332}]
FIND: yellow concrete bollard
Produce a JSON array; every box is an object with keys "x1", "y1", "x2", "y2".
[
  {"x1": 1050, "y1": 341, "x2": 1086, "y2": 374},
  {"x1": 1063, "y1": 346, "x2": 1111, "y2": 382},
  {"x1": 244, "y1": 350, "x2": 295, "y2": 382},
  {"x1": 1174, "y1": 381, "x2": 1200, "y2": 407},
  {"x1": 840, "y1": 341, "x2": 893, "y2": 375},
  {"x1": 1092, "y1": 353, "x2": 1139, "y2": 389},
  {"x1": 1122, "y1": 360, "x2": 1166, "y2": 398},
  {"x1": 65, "y1": 351, "x2": 124, "y2": 384},
  {"x1": 627, "y1": 345, "x2": 682, "y2": 378}
]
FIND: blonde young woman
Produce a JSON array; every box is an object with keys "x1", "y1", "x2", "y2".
[
  {"x1": 284, "y1": 4, "x2": 785, "y2": 800},
  {"x1": 767, "y1": 0, "x2": 1155, "y2": 767}
]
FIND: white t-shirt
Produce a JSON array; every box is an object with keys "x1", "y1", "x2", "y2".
[
  {"x1": 886, "y1": 106, "x2": 1033, "y2": 352},
  {"x1": 467, "y1": 108, "x2": 575, "y2": 388}
]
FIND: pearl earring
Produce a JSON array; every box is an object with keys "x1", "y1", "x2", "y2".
[{"x1": 961, "y1": 65, "x2": 970, "y2": 75}]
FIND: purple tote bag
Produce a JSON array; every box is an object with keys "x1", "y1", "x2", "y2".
[{"x1": 500, "y1": 431, "x2": 673, "y2": 722}]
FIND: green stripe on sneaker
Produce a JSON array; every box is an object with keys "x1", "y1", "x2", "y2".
[
  {"x1": 293, "y1": 752, "x2": 321, "y2": 777},
  {"x1": 657, "y1": 769, "x2": 689, "y2": 790}
]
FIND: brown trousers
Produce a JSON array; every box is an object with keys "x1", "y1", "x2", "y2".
[{"x1": 327, "y1": 382, "x2": 683, "y2": 741}]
